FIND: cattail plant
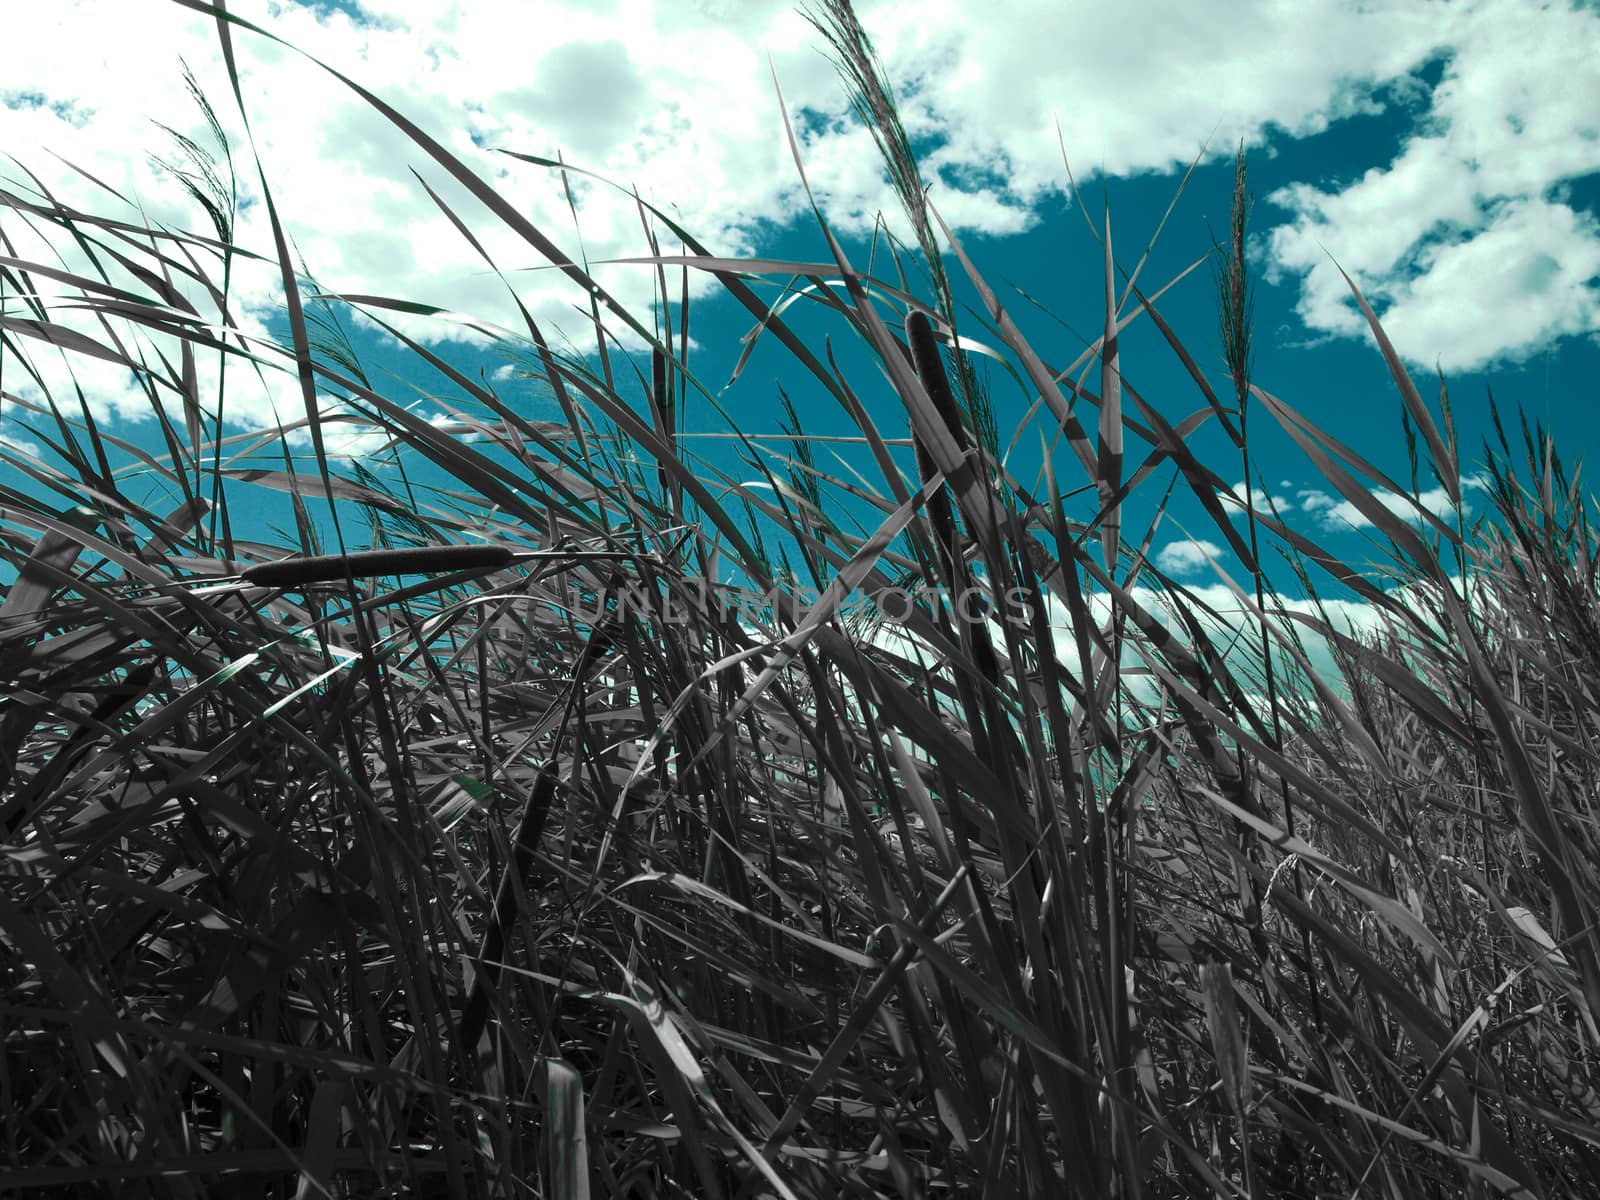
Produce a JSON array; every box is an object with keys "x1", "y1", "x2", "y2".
[{"x1": 0, "y1": 2, "x2": 1596, "y2": 1197}]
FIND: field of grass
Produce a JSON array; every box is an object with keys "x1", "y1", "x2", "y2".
[{"x1": 2, "y1": 2, "x2": 1597, "y2": 1196}]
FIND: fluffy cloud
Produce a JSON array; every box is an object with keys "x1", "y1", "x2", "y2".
[
  {"x1": 1297, "y1": 484, "x2": 1467, "y2": 532},
  {"x1": 1262, "y1": 1, "x2": 1600, "y2": 373},
  {"x1": 1219, "y1": 478, "x2": 1299, "y2": 519},
  {"x1": 0, "y1": 430, "x2": 44, "y2": 459},
  {"x1": 3, "y1": 0, "x2": 1592, "y2": 440},
  {"x1": 1155, "y1": 538, "x2": 1225, "y2": 576}
]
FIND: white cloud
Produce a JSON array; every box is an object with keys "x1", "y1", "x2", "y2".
[
  {"x1": 847, "y1": 558, "x2": 1512, "y2": 722},
  {"x1": 1296, "y1": 484, "x2": 1467, "y2": 532},
  {"x1": 2, "y1": 0, "x2": 1593, "y2": 445},
  {"x1": 0, "y1": 431, "x2": 43, "y2": 459},
  {"x1": 1263, "y1": 0, "x2": 1600, "y2": 373},
  {"x1": 1023, "y1": 580, "x2": 1407, "y2": 712},
  {"x1": 1156, "y1": 538, "x2": 1225, "y2": 576},
  {"x1": 319, "y1": 420, "x2": 394, "y2": 462},
  {"x1": 1220, "y1": 478, "x2": 1297, "y2": 519}
]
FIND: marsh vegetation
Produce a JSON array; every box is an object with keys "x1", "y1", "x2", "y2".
[{"x1": 1, "y1": 2, "x2": 1597, "y2": 1196}]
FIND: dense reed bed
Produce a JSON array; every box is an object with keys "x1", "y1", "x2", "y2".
[{"x1": 1, "y1": 2, "x2": 1595, "y2": 1195}]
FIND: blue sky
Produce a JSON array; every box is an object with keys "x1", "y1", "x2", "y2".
[{"x1": 2, "y1": 0, "x2": 1597, "y2": 663}]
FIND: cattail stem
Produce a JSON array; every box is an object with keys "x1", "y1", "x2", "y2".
[{"x1": 241, "y1": 544, "x2": 515, "y2": 587}]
